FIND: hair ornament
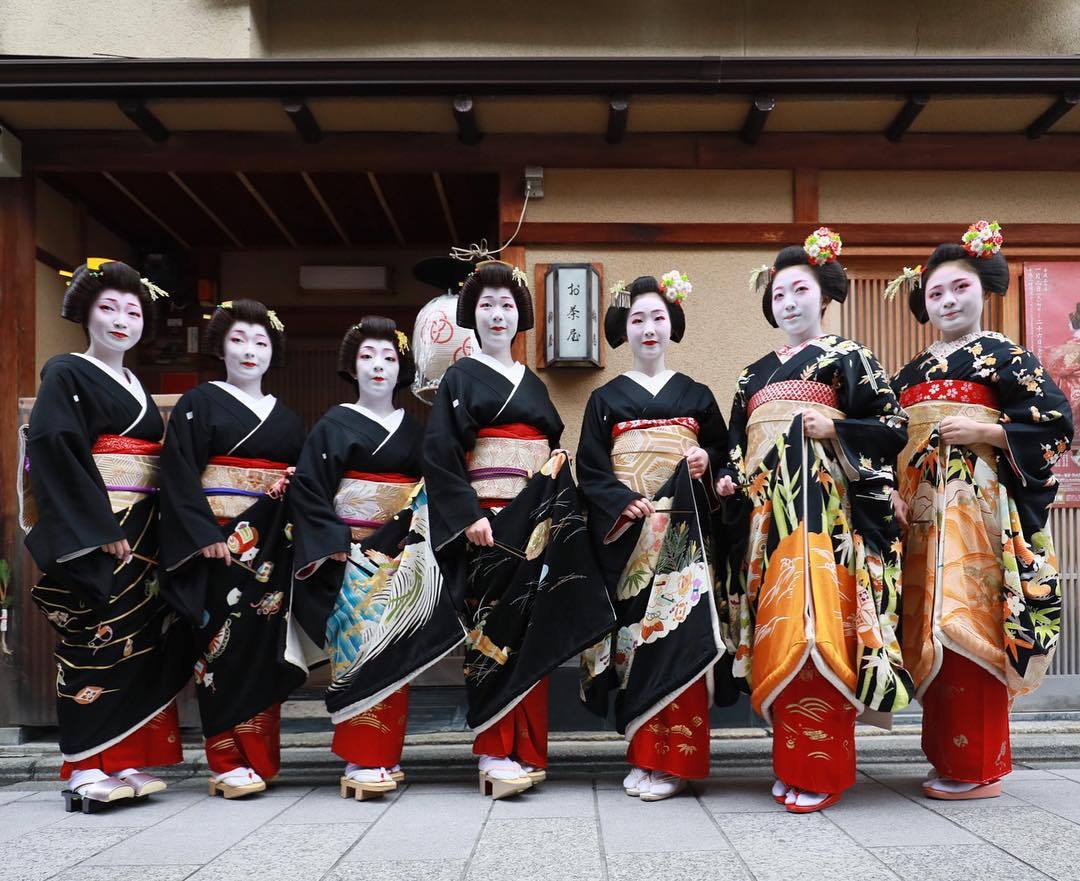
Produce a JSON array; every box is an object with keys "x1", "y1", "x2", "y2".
[
  {"x1": 658, "y1": 269, "x2": 692, "y2": 304},
  {"x1": 140, "y1": 277, "x2": 171, "y2": 302},
  {"x1": 609, "y1": 280, "x2": 630, "y2": 309},
  {"x1": 58, "y1": 257, "x2": 118, "y2": 282},
  {"x1": 395, "y1": 330, "x2": 410, "y2": 353},
  {"x1": 883, "y1": 264, "x2": 923, "y2": 301},
  {"x1": 803, "y1": 226, "x2": 843, "y2": 266},
  {"x1": 962, "y1": 220, "x2": 1004, "y2": 259},
  {"x1": 266, "y1": 310, "x2": 285, "y2": 333},
  {"x1": 748, "y1": 264, "x2": 772, "y2": 297}
]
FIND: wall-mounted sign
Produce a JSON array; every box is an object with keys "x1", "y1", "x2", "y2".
[{"x1": 539, "y1": 263, "x2": 602, "y2": 368}]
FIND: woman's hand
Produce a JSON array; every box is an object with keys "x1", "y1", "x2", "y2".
[
  {"x1": 685, "y1": 446, "x2": 709, "y2": 480},
  {"x1": 465, "y1": 518, "x2": 494, "y2": 547},
  {"x1": 890, "y1": 490, "x2": 909, "y2": 530},
  {"x1": 715, "y1": 475, "x2": 737, "y2": 497},
  {"x1": 938, "y1": 415, "x2": 1002, "y2": 447},
  {"x1": 802, "y1": 410, "x2": 837, "y2": 440},
  {"x1": 201, "y1": 541, "x2": 232, "y2": 566},
  {"x1": 620, "y1": 497, "x2": 656, "y2": 521},
  {"x1": 101, "y1": 539, "x2": 132, "y2": 561},
  {"x1": 329, "y1": 551, "x2": 348, "y2": 562}
]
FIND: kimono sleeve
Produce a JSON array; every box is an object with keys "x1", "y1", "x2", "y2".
[
  {"x1": 423, "y1": 367, "x2": 484, "y2": 550},
  {"x1": 996, "y1": 344, "x2": 1074, "y2": 524},
  {"x1": 720, "y1": 370, "x2": 750, "y2": 489},
  {"x1": 575, "y1": 390, "x2": 640, "y2": 542},
  {"x1": 158, "y1": 389, "x2": 221, "y2": 570},
  {"x1": 290, "y1": 416, "x2": 351, "y2": 576},
  {"x1": 23, "y1": 362, "x2": 122, "y2": 570},
  {"x1": 833, "y1": 345, "x2": 909, "y2": 485},
  {"x1": 695, "y1": 385, "x2": 728, "y2": 491}
]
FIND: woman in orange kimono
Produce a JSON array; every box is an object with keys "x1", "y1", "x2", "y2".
[
  {"x1": 889, "y1": 222, "x2": 1072, "y2": 800},
  {"x1": 717, "y1": 228, "x2": 913, "y2": 813}
]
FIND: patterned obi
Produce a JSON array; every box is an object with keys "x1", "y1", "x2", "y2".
[
  {"x1": 467, "y1": 423, "x2": 551, "y2": 505},
  {"x1": 899, "y1": 379, "x2": 1002, "y2": 471},
  {"x1": 19, "y1": 432, "x2": 161, "y2": 531},
  {"x1": 201, "y1": 455, "x2": 288, "y2": 522},
  {"x1": 745, "y1": 380, "x2": 844, "y2": 473},
  {"x1": 610, "y1": 417, "x2": 699, "y2": 499},
  {"x1": 334, "y1": 470, "x2": 421, "y2": 541}
]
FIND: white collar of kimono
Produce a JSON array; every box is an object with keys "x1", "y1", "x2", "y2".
[
  {"x1": 210, "y1": 380, "x2": 277, "y2": 421},
  {"x1": 623, "y1": 369, "x2": 675, "y2": 397},
  {"x1": 469, "y1": 351, "x2": 526, "y2": 387},
  {"x1": 774, "y1": 335, "x2": 827, "y2": 364},
  {"x1": 342, "y1": 403, "x2": 404, "y2": 435},
  {"x1": 72, "y1": 351, "x2": 147, "y2": 408}
]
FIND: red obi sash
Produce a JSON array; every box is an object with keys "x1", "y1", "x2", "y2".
[
  {"x1": 470, "y1": 423, "x2": 548, "y2": 509},
  {"x1": 477, "y1": 423, "x2": 548, "y2": 441},
  {"x1": 899, "y1": 380, "x2": 999, "y2": 409},
  {"x1": 208, "y1": 455, "x2": 289, "y2": 471},
  {"x1": 342, "y1": 471, "x2": 420, "y2": 483},
  {"x1": 91, "y1": 434, "x2": 162, "y2": 456},
  {"x1": 747, "y1": 380, "x2": 839, "y2": 418},
  {"x1": 611, "y1": 417, "x2": 699, "y2": 441}
]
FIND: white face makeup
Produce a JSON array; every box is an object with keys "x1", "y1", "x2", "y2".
[
  {"x1": 354, "y1": 337, "x2": 400, "y2": 408},
  {"x1": 86, "y1": 288, "x2": 144, "y2": 356},
  {"x1": 771, "y1": 266, "x2": 825, "y2": 343},
  {"x1": 923, "y1": 260, "x2": 984, "y2": 340},
  {"x1": 626, "y1": 291, "x2": 672, "y2": 365},
  {"x1": 475, "y1": 287, "x2": 519, "y2": 357},
  {"x1": 222, "y1": 320, "x2": 273, "y2": 385}
]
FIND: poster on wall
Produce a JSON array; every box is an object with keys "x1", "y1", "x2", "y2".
[{"x1": 1024, "y1": 262, "x2": 1080, "y2": 506}]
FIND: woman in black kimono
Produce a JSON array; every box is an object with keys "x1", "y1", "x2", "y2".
[
  {"x1": 159, "y1": 299, "x2": 306, "y2": 799},
  {"x1": 716, "y1": 229, "x2": 912, "y2": 813},
  {"x1": 425, "y1": 260, "x2": 615, "y2": 799},
  {"x1": 290, "y1": 316, "x2": 463, "y2": 799},
  {"x1": 22, "y1": 259, "x2": 193, "y2": 810},
  {"x1": 577, "y1": 273, "x2": 727, "y2": 803},
  {"x1": 888, "y1": 223, "x2": 1072, "y2": 800}
]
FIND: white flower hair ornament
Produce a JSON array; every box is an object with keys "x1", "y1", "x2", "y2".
[
  {"x1": 962, "y1": 220, "x2": 1004, "y2": 259},
  {"x1": 803, "y1": 226, "x2": 843, "y2": 266},
  {"x1": 748, "y1": 264, "x2": 772, "y2": 298},
  {"x1": 658, "y1": 270, "x2": 692, "y2": 304}
]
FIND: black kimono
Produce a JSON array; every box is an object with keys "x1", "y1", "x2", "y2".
[
  {"x1": 23, "y1": 354, "x2": 193, "y2": 759},
  {"x1": 159, "y1": 382, "x2": 306, "y2": 737},
  {"x1": 290, "y1": 405, "x2": 463, "y2": 723},
  {"x1": 424, "y1": 356, "x2": 615, "y2": 730},
  {"x1": 576, "y1": 371, "x2": 728, "y2": 736}
]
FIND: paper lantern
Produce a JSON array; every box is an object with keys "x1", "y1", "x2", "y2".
[{"x1": 411, "y1": 293, "x2": 478, "y2": 405}]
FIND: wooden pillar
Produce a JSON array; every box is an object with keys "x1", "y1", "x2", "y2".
[
  {"x1": 0, "y1": 173, "x2": 35, "y2": 727},
  {"x1": 793, "y1": 168, "x2": 819, "y2": 225},
  {"x1": 498, "y1": 170, "x2": 529, "y2": 364}
]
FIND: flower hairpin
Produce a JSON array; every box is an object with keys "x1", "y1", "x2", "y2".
[
  {"x1": 395, "y1": 330, "x2": 410, "y2": 354},
  {"x1": 609, "y1": 280, "x2": 630, "y2": 309},
  {"x1": 658, "y1": 270, "x2": 692, "y2": 304},
  {"x1": 803, "y1": 227, "x2": 843, "y2": 266},
  {"x1": 511, "y1": 266, "x2": 529, "y2": 287},
  {"x1": 962, "y1": 220, "x2": 1003, "y2": 259},
  {"x1": 266, "y1": 310, "x2": 285, "y2": 333},
  {"x1": 140, "y1": 278, "x2": 170, "y2": 301},
  {"x1": 883, "y1": 265, "x2": 923, "y2": 301}
]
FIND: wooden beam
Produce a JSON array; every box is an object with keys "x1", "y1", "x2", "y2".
[
  {"x1": 301, "y1": 171, "x2": 350, "y2": 245},
  {"x1": 453, "y1": 95, "x2": 483, "y2": 146},
  {"x1": 606, "y1": 95, "x2": 630, "y2": 145},
  {"x1": 235, "y1": 171, "x2": 298, "y2": 247},
  {"x1": 168, "y1": 171, "x2": 243, "y2": 247},
  {"x1": 505, "y1": 220, "x2": 1080, "y2": 248},
  {"x1": 432, "y1": 172, "x2": 459, "y2": 245},
  {"x1": 35, "y1": 246, "x2": 70, "y2": 274},
  {"x1": 102, "y1": 171, "x2": 190, "y2": 247},
  {"x1": 792, "y1": 168, "x2": 819, "y2": 225},
  {"x1": 0, "y1": 175, "x2": 35, "y2": 574},
  {"x1": 1026, "y1": 93, "x2": 1080, "y2": 139},
  {"x1": 739, "y1": 96, "x2": 774, "y2": 146},
  {"x1": 885, "y1": 93, "x2": 930, "y2": 142},
  {"x1": 22, "y1": 130, "x2": 1080, "y2": 174},
  {"x1": 282, "y1": 99, "x2": 323, "y2": 144},
  {"x1": 116, "y1": 99, "x2": 170, "y2": 143},
  {"x1": 366, "y1": 173, "x2": 406, "y2": 245}
]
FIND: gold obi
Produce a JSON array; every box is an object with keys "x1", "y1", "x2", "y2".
[
  {"x1": 610, "y1": 420, "x2": 698, "y2": 499},
  {"x1": 901, "y1": 400, "x2": 1001, "y2": 476},
  {"x1": 200, "y1": 459, "x2": 285, "y2": 521},
  {"x1": 334, "y1": 474, "x2": 422, "y2": 541},
  {"x1": 467, "y1": 431, "x2": 551, "y2": 502},
  {"x1": 745, "y1": 399, "x2": 845, "y2": 473}
]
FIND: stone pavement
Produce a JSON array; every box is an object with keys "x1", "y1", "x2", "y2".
[{"x1": 3, "y1": 762, "x2": 1080, "y2": 881}]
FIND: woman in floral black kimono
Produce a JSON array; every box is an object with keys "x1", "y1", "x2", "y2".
[
  {"x1": 717, "y1": 228, "x2": 913, "y2": 813},
  {"x1": 888, "y1": 222, "x2": 1072, "y2": 800}
]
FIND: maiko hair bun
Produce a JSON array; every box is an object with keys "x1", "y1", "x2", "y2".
[
  {"x1": 760, "y1": 233, "x2": 850, "y2": 327},
  {"x1": 337, "y1": 315, "x2": 416, "y2": 391},
  {"x1": 603, "y1": 273, "x2": 687, "y2": 348},
  {"x1": 455, "y1": 260, "x2": 534, "y2": 335},
  {"x1": 203, "y1": 298, "x2": 286, "y2": 367}
]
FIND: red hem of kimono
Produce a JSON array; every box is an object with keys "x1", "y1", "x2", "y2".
[
  {"x1": 922, "y1": 648, "x2": 1012, "y2": 784},
  {"x1": 332, "y1": 685, "x2": 410, "y2": 767},
  {"x1": 61, "y1": 702, "x2": 182, "y2": 778},
  {"x1": 472, "y1": 677, "x2": 549, "y2": 769},
  {"x1": 626, "y1": 677, "x2": 711, "y2": 779},
  {"x1": 771, "y1": 661, "x2": 856, "y2": 795},
  {"x1": 205, "y1": 704, "x2": 282, "y2": 779}
]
